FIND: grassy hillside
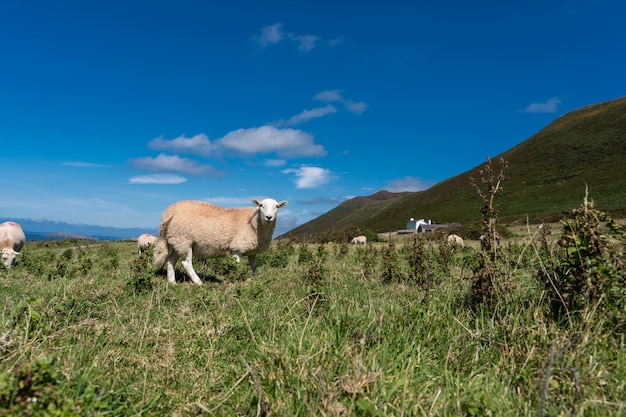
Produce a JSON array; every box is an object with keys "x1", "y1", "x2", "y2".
[
  {"x1": 281, "y1": 96, "x2": 626, "y2": 240},
  {"x1": 2, "y1": 216, "x2": 625, "y2": 415}
]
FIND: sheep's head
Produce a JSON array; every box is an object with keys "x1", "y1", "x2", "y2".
[
  {"x1": 252, "y1": 198, "x2": 288, "y2": 224},
  {"x1": 2, "y1": 248, "x2": 20, "y2": 268}
]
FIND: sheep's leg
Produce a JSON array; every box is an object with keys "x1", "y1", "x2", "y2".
[
  {"x1": 181, "y1": 247, "x2": 203, "y2": 285},
  {"x1": 166, "y1": 252, "x2": 179, "y2": 284},
  {"x1": 248, "y1": 255, "x2": 257, "y2": 274}
]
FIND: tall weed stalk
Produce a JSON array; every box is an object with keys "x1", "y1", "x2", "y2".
[{"x1": 468, "y1": 157, "x2": 510, "y2": 304}]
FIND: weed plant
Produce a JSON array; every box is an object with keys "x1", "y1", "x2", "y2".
[
  {"x1": 1, "y1": 210, "x2": 625, "y2": 415},
  {"x1": 468, "y1": 157, "x2": 512, "y2": 304},
  {"x1": 537, "y1": 187, "x2": 626, "y2": 329}
]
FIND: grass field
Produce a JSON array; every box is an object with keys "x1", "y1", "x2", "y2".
[{"x1": 1, "y1": 211, "x2": 625, "y2": 416}]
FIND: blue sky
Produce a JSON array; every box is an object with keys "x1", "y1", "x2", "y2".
[{"x1": 1, "y1": 0, "x2": 624, "y2": 236}]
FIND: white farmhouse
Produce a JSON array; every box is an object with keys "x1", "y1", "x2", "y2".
[
  {"x1": 406, "y1": 218, "x2": 432, "y2": 232},
  {"x1": 397, "y1": 218, "x2": 461, "y2": 234}
]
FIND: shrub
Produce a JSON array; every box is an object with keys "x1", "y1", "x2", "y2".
[{"x1": 538, "y1": 190, "x2": 626, "y2": 326}]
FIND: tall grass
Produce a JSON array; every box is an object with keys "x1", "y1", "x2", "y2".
[{"x1": 1, "y1": 214, "x2": 625, "y2": 415}]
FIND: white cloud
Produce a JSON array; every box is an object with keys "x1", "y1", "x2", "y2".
[
  {"x1": 290, "y1": 34, "x2": 321, "y2": 52},
  {"x1": 148, "y1": 134, "x2": 215, "y2": 156},
  {"x1": 328, "y1": 37, "x2": 345, "y2": 47},
  {"x1": 128, "y1": 153, "x2": 223, "y2": 176},
  {"x1": 256, "y1": 23, "x2": 284, "y2": 47},
  {"x1": 344, "y1": 100, "x2": 368, "y2": 115},
  {"x1": 264, "y1": 159, "x2": 287, "y2": 167},
  {"x1": 63, "y1": 162, "x2": 111, "y2": 168},
  {"x1": 313, "y1": 90, "x2": 367, "y2": 114},
  {"x1": 522, "y1": 97, "x2": 562, "y2": 113},
  {"x1": 282, "y1": 166, "x2": 334, "y2": 189},
  {"x1": 129, "y1": 174, "x2": 187, "y2": 184},
  {"x1": 313, "y1": 90, "x2": 343, "y2": 102},
  {"x1": 218, "y1": 126, "x2": 326, "y2": 158},
  {"x1": 385, "y1": 177, "x2": 433, "y2": 192},
  {"x1": 254, "y1": 23, "x2": 322, "y2": 52},
  {"x1": 278, "y1": 105, "x2": 337, "y2": 126}
]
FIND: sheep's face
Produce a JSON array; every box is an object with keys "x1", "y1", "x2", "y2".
[
  {"x1": 2, "y1": 248, "x2": 19, "y2": 268},
  {"x1": 252, "y1": 198, "x2": 288, "y2": 224}
]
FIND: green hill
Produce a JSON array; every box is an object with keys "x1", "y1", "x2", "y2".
[{"x1": 281, "y1": 96, "x2": 626, "y2": 240}]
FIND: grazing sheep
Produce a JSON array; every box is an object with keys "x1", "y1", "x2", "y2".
[
  {"x1": 446, "y1": 234, "x2": 464, "y2": 247},
  {"x1": 137, "y1": 233, "x2": 158, "y2": 254},
  {"x1": 153, "y1": 198, "x2": 288, "y2": 285},
  {"x1": 351, "y1": 235, "x2": 367, "y2": 245},
  {"x1": 479, "y1": 233, "x2": 501, "y2": 249},
  {"x1": 0, "y1": 221, "x2": 26, "y2": 268}
]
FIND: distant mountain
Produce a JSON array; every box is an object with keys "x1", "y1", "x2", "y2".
[
  {"x1": 1, "y1": 218, "x2": 157, "y2": 241},
  {"x1": 280, "y1": 96, "x2": 626, "y2": 241}
]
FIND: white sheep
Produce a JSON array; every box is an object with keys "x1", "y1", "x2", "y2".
[
  {"x1": 137, "y1": 233, "x2": 158, "y2": 254},
  {"x1": 0, "y1": 221, "x2": 26, "y2": 268},
  {"x1": 446, "y1": 234, "x2": 464, "y2": 248},
  {"x1": 153, "y1": 198, "x2": 288, "y2": 285},
  {"x1": 350, "y1": 235, "x2": 367, "y2": 245}
]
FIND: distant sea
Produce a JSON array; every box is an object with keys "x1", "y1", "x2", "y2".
[
  {"x1": 1, "y1": 217, "x2": 157, "y2": 242},
  {"x1": 24, "y1": 232, "x2": 131, "y2": 242}
]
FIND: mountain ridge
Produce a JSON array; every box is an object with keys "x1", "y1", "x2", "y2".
[
  {"x1": 280, "y1": 96, "x2": 626, "y2": 241},
  {"x1": 1, "y1": 218, "x2": 157, "y2": 241}
]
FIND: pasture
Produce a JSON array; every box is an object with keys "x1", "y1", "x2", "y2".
[{"x1": 1, "y1": 219, "x2": 625, "y2": 416}]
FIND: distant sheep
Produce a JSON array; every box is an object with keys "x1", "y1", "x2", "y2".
[
  {"x1": 351, "y1": 235, "x2": 367, "y2": 245},
  {"x1": 153, "y1": 198, "x2": 288, "y2": 285},
  {"x1": 0, "y1": 221, "x2": 26, "y2": 268},
  {"x1": 446, "y1": 234, "x2": 464, "y2": 247},
  {"x1": 137, "y1": 233, "x2": 158, "y2": 254},
  {"x1": 479, "y1": 233, "x2": 501, "y2": 249}
]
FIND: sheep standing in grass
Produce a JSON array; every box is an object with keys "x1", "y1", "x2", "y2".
[
  {"x1": 351, "y1": 235, "x2": 367, "y2": 245},
  {"x1": 0, "y1": 221, "x2": 26, "y2": 268},
  {"x1": 153, "y1": 198, "x2": 288, "y2": 285},
  {"x1": 446, "y1": 234, "x2": 464, "y2": 248},
  {"x1": 137, "y1": 233, "x2": 158, "y2": 254}
]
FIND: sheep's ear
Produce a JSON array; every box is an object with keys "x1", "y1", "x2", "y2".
[
  {"x1": 251, "y1": 198, "x2": 261, "y2": 207},
  {"x1": 278, "y1": 201, "x2": 288, "y2": 208}
]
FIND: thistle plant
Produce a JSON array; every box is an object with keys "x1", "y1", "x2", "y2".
[
  {"x1": 468, "y1": 157, "x2": 509, "y2": 304},
  {"x1": 539, "y1": 187, "x2": 626, "y2": 325},
  {"x1": 470, "y1": 157, "x2": 508, "y2": 258}
]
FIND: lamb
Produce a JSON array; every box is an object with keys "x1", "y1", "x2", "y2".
[
  {"x1": 0, "y1": 221, "x2": 26, "y2": 269},
  {"x1": 137, "y1": 233, "x2": 158, "y2": 254},
  {"x1": 446, "y1": 234, "x2": 464, "y2": 247},
  {"x1": 350, "y1": 235, "x2": 367, "y2": 245},
  {"x1": 153, "y1": 198, "x2": 288, "y2": 285}
]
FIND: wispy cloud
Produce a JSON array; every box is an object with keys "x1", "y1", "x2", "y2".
[
  {"x1": 264, "y1": 159, "x2": 287, "y2": 167},
  {"x1": 275, "y1": 90, "x2": 365, "y2": 127},
  {"x1": 148, "y1": 134, "x2": 215, "y2": 156},
  {"x1": 281, "y1": 166, "x2": 334, "y2": 189},
  {"x1": 299, "y1": 195, "x2": 346, "y2": 205},
  {"x1": 289, "y1": 34, "x2": 322, "y2": 52},
  {"x1": 129, "y1": 174, "x2": 187, "y2": 184},
  {"x1": 254, "y1": 23, "x2": 325, "y2": 52},
  {"x1": 276, "y1": 105, "x2": 338, "y2": 126},
  {"x1": 256, "y1": 23, "x2": 285, "y2": 47},
  {"x1": 522, "y1": 97, "x2": 562, "y2": 114},
  {"x1": 385, "y1": 176, "x2": 433, "y2": 192},
  {"x1": 313, "y1": 90, "x2": 367, "y2": 115},
  {"x1": 63, "y1": 162, "x2": 111, "y2": 168},
  {"x1": 128, "y1": 153, "x2": 225, "y2": 176}
]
